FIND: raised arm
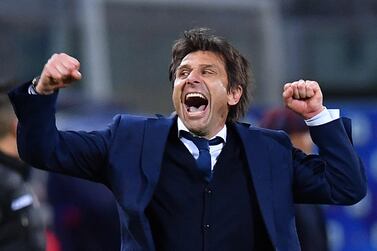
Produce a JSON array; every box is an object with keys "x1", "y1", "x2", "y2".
[
  {"x1": 282, "y1": 80, "x2": 366, "y2": 204},
  {"x1": 8, "y1": 53, "x2": 112, "y2": 183}
]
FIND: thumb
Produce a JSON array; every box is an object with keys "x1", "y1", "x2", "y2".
[{"x1": 71, "y1": 70, "x2": 82, "y2": 80}]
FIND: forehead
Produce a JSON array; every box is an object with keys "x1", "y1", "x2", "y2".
[{"x1": 179, "y1": 50, "x2": 225, "y2": 69}]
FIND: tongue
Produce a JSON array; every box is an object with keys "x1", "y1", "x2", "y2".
[{"x1": 188, "y1": 105, "x2": 206, "y2": 112}]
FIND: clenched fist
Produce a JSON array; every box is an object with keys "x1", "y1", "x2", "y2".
[
  {"x1": 282, "y1": 79, "x2": 324, "y2": 120},
  {"x1": 34, "y1": 53, "x2": 82, "y2": 95}
]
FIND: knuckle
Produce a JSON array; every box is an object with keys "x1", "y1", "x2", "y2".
[
  {"x1": 309, "y1": 81, "x2": 318, "y2": 86},
  {"x1": 50, "y1": 53, "x2": 59, "y2": 61},
  {"x1": 69, "y1": 63, "x2": 77, "y2": 70},
  {"x1": 46, "y1": 58, "x2": 53, "y2": 65}
]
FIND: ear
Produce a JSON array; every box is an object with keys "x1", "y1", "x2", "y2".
[{"x1": 227, "y1": 85, "x2": 243, "y2": 106}]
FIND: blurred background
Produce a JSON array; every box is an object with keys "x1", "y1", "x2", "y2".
[{"x1": 0, "y1": 0, "x2": 376, "y2": 250}]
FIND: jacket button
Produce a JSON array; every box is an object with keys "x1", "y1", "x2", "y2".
[
  {"x1": 205, "y1": 187, "x2": 212, "y2": 194},
  {"x1": 203, "y1": 224, "x2": 210, "y2": 230}
]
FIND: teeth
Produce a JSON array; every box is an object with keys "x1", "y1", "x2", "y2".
[{"x1": 186, "y1": 92, "x2": 206, "y2": 100}]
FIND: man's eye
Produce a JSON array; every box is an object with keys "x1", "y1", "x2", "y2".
[
  {"x1": 203, "y1": 69, "x2": 215, "y2": 75},
  {"x1": 178, "y1": 70, "x2": 189, "y2": 77}
]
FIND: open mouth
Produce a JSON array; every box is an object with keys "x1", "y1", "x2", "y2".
[{"x1": 184, "y1": 92, "x2": 208, "y2": 113}]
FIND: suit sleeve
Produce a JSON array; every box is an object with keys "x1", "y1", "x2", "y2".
[
  {"x1": 293, "y1": 118, "x2": 367, "y2": 205},
  {"x1": 8, "y1": 82, "x2": 117, "y2": 184}
]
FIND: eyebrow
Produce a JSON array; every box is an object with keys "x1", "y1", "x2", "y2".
[
  {"x1": 176, "y1": 65, "x2": 191, "y2": 71},
  {"x1": 177, "y1": 64, "x2": 218, "y2": 71}
]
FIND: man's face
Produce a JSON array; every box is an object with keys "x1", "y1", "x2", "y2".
[{"x1": 172, "y1": 50, "x2": 242, "y2": 138}]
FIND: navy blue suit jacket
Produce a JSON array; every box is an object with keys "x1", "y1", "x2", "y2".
[{"x1": 9, "y1": 83, "x2": 366, "y2": 251}]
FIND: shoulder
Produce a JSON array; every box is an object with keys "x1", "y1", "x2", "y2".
[
  {"x1": 113, "y1": 114, "x2": 148, "y2": 125},
  {"x1": 235, "y1": 122, "x2": 292, "y2": 147},
  {"x1": 112, "y1": 114, "x2": 173, "y2": 126},
  {"x1": 108, "y1": 113, "x2": 174, "y2": 134}
]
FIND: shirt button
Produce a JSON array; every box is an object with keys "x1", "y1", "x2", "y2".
[{"x1": 203, "y1": 224, "x2": 210, "y2": 230}]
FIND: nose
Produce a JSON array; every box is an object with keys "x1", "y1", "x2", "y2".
[{"x1": 186, "y1": 70, "x2": 201, "y2": 85}]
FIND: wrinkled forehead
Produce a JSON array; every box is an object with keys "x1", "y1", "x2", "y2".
[{"x1": 179, "y1": 50, "x2": 226, "y2": 69}]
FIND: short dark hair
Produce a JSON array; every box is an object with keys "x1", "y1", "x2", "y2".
[{"x1": 169, "y1": 28, "x2": 251, "y2": 122}]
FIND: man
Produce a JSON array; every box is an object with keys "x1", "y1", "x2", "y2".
[
  {"x1": 9, "y1": 28, "x2": 366, "y2": 250},
  {"x1": 260, "y1": 108, "x2": 329, "y2": 251},
  {"x1": 0, "y1": 95, "x2": 46, "y2": 251}
]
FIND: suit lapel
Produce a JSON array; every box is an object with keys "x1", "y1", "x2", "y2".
[
  {"x1": 235, "y1": 123, "x2": 277, "y2": 247},
  {"x1": 141, "y1": 116, "x2": 174, "y2": 195}
]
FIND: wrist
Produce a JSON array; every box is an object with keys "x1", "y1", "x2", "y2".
[
  {"x1": 32, "y1": 76, "x2": 54, "y2": 95},
  {"x1": 303, "y1": 106, "x2": 325, "y2": 120},
  {"x1": 305, "y1": 107, "x2": 340, "y2": 126},
  {"x1": 31, "y1": 76, "x2": 40, "y2": 93}
]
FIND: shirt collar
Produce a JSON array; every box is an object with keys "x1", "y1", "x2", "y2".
[{"x1": 177, "y1": 117, "x2": 227, "y2": 142}]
